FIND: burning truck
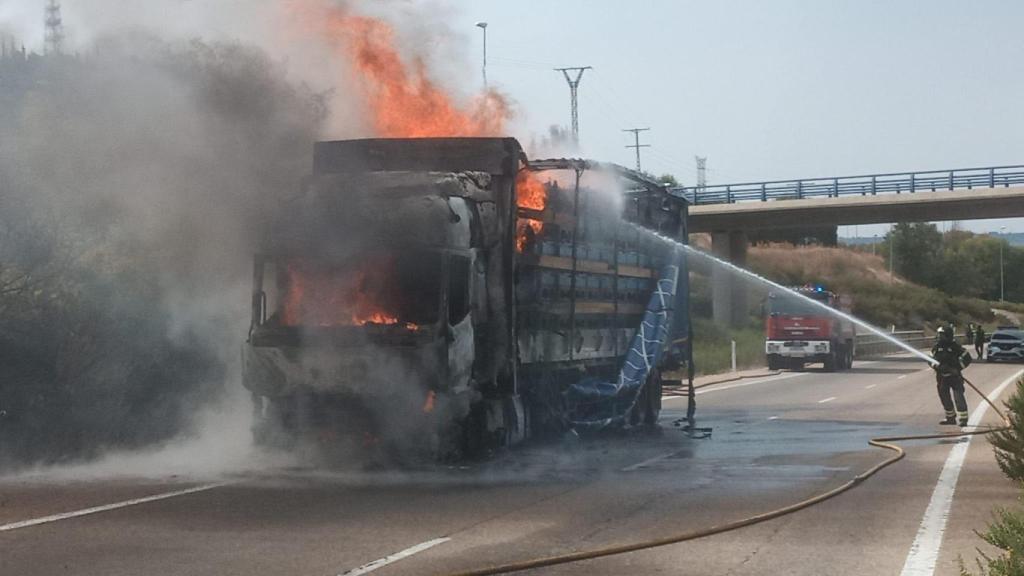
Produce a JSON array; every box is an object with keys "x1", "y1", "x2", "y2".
[{"x1": 242, "y1": 138, "x2": 692, "y2": 457}]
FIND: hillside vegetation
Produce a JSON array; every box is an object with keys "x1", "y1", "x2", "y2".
[
  {"x1": 685, "y1": 234, "x2": 1018, "y2": 376},
  {"x1": 748, "y1": 244, "x2": 996, "y2": 330}
]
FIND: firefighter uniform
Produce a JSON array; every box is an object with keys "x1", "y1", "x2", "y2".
[{"x1": 931, "y1": 327, "x2": 972, "y2": 426}]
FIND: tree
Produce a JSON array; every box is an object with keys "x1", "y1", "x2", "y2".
[{"x1": 885, "y1": 222, "x2": 942, "y2": 285}]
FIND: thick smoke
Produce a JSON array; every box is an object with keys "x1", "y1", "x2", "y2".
[
  {"x1": 0, "y1": 32, "x2": 325, "y2": 472},
  {"x1": 0, "y1": 0, "x2": 536, "y2": 475}
]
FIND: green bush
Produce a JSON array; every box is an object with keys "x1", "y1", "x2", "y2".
[
  {"x1": 960, "y1": 504, "x2": 1024, "y2": 576},
  {"x1": 990, "y1": 380, "x2": 1024, "y2": 483},
  {"x1": 962, "y1": 379, "x2": 1024, "y2": 575}
]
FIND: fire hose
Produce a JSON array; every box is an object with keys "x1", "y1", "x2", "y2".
[{"x1": 442, "y1": 373, "x2": 1013, "y2": 576}]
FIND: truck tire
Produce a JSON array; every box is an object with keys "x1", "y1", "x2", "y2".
[
  {"x1": 835, "y1": 344, "x2": 850, "y2": 371},
  {"x1": 767, "y1": 356, "x2": 781, "y2": 371},
  {"x1": 823, "y1": 351, "x2": 837, "y2": 372}
]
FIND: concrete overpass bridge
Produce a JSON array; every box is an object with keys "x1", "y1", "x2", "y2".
[{"x1": 670, "y1": 165, "x2": 1024, "y2": 324}]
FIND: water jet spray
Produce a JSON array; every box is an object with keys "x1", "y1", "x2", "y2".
[{"x1": 630, "y1": 224, "x2": 940, "y2": 367}]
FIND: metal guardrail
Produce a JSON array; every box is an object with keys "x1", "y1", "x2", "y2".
[
  {"x1": 855, "y1": 332, "x2": 968, "y2": 358},
  {"x1": 673, "y1": 165, "x2": 1024, "y2": 205},
  {"x1": 856, "y1": 330, "x2": 924, "y2": 343}
]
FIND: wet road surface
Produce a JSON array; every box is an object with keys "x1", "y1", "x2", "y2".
[{"x1": 1, "y1": 357, "x2": 1022, "y2": 575}]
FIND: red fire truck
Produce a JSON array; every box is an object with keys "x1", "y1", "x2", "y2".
[{"x1": 764, "y1": 286, "x2": 856, "y2": 372}]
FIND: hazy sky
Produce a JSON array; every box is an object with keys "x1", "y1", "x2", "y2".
[
  {"x1": 4, "y1": 0, "x2": 1023, "y2": 235},
  {"x1": 451, "y1": 0, "x2": 1024, "y2": 236}
]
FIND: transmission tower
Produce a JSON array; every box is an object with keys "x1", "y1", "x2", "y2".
[
  {"x1": 44, "y1": 0, "x2": 64, "y2": 55},
  {"x1": 623, "y1": 128, "x2": 651, "y2": 172},
  {"x1": 554, "y1": 66, "x2": 591, "y2": 144},
  {"x1": 695, "y1": 156, "x2": 708, "y2": 194}
]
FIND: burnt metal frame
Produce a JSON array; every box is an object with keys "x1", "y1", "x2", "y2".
[{"x1": 520, "y1": 158, "x2": 695, "y2": 428}]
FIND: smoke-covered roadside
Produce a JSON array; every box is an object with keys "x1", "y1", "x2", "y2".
[{"x1": 0, "y1": 35, "x2": 325, "y2": 472}]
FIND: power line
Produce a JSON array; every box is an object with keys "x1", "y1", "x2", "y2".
[
  {"x1": 554, "y1": 66, "x2": 591, "y2": 144},
  {"x1": 623, "y1": 128, "x2": 651, "y2": 172}
]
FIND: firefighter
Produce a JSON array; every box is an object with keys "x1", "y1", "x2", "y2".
[
  {"x1": 931, "y1": 325, "x2": 971, "y2": 426},
  {"x1": 974, "y1": 324, "x2": 986, "y2": 360}
]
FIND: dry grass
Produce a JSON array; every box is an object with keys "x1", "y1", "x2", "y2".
[
  {"x1": 744, "y1": 243, "x2": 994, "y2": 329},
  {"x1": 749, "y1": 243, "x2": 903, "y2": 286}
]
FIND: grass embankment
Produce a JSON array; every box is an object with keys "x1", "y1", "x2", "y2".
[
  {"x1": 691, "y1": 318, "x2": 764, "y2": 376},
  {"x1": 749, "y1": 244, "x2": 997, "y2": 330}
]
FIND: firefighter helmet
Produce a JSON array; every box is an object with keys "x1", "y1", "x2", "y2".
[{"x1": 936, "y1": 325, "x2": 954, "y2": 342}]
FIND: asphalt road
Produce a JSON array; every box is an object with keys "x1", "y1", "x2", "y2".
[{"x1": 2, "y1": 356, "x2": 1022, "y2": 576}]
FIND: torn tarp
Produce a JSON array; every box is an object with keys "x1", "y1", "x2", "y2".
[{"x1": 564, "y1": 256, "x2": 682, "y2": 430}]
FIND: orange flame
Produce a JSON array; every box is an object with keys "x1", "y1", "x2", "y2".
[
  {"x1": 293, "y1": 2, "x2": 547, "y2": 252},
  {"x1": 301, "y1": 3, "x2": 510, "y2": 137},
  {"x1": 281, "y1": 260, "x2": 417, "y2": 330},
  {"x1": 517, "y1": 171, "x2": 547, "y2": 211},
  {"x1": 516, "y1": 219, "x2": 543, "y2": 253},
  {"x1": 515, "y1": 172, "x2": 548, "y2": 251},
  {"x1": 422, "y1": 390, "x2": 436, "y2": 414}
]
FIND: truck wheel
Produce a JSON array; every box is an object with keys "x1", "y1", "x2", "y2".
[
  {"x1": 846, "y1": 347, "x2": 855, "y2": 369},
  {"x1": 767, "y1": 356, "x2": 781, "y2": 371},
  {"x1": 835, "y1": 345, "x2": 849, "y2": 371},
  {"x1": 823, "y1": 351, "x2": 837, "y2": 372}
]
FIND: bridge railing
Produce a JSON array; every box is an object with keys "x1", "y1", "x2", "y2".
[{"x1": 674, "y1": 165, "x2": 1024, "y2": 205}]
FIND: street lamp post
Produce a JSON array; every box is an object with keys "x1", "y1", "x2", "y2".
[
  {"x1": 889, "y1": 229, "x2": 895, "y2": 279},
  {"x1": 475, "y1": 22, "x2": 488, "y2": 90},
  {"x1": 1000, "y1": 226, "x2": 1006, "y2": 301},
  {"x1": 872, "y1": 234, "x2": 878, "y2": 256}
]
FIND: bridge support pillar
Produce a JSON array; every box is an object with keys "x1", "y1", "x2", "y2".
[{"x1": 711, "y1": 230, "x2": 749, "y2": 327}]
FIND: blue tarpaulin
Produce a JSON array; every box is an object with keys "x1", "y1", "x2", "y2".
[{"x1": 565, "y1": 254, "x2": 683, "y2": 429}]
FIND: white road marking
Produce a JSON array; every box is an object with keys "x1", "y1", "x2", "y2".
[
  {"x1": 865, "y1": 384, "x2": 877, "y2": 389},
  {"x1": 767, "y1": 416, "x2": 780, "y2": 420},
  {"x1": 341, "y1": 538, "x2": 451, "y2": 576},
  {"x1": 899, "y1": 368, "x2": 1024, "y2": 576},
  {"x1": 0, "y1": 482, "x2": 230, "y2": 533},
  {"x1": 817, "y1": 396, "x2": 837, "y2": 404},
  {"x1": 897, "y1": 375, "x2": 908, "y2": 380},
  {"x1": 684, "y1": 372, "x2": 809, "y2": 397},
  {"x1": 621, "y1": 451, "x2": 679, "y2": 472}
]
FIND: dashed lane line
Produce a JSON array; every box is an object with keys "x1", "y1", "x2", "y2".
[
  {"x1": 817, "y1": 396, "x2": 837, "y2": 404},
  {"x1": 0, "y1": 482, "x2": 232, "y2": 533},
  {"x1": 341, "y1": 538, "x2": 451, "y2": 576},
  {"x1": 688, "y1": 372, "x2": 809, "y2": 397},
  {"x1": 620, "y1": 451, "x2": 681, "y2": 472}
]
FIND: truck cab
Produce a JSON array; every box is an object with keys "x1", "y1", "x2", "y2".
[{"x1": 765, "y1": 286, "x2": 855, "y2": 372}]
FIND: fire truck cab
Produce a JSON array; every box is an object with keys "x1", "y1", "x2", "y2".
[{"x1": 764, "y1": 286, "x2": 855, "y2": 372}]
